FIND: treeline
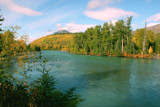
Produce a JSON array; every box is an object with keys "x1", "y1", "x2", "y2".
[{"x1": 68, "y1": 17, "x2": 160, "y2": 56}]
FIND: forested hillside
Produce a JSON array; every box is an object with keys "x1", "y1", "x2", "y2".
[{"x1": 31, "y1": 34, "x2": 76, "y2": 51}]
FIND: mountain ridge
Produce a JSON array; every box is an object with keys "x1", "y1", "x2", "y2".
[
  {"x1": 147, "y1": 24, "x2": 160, "y2": 34},
  {"x1": 54, "y1": 30, "x2": 70, "y2": 34}
]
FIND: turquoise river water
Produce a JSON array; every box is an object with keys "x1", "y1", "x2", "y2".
[{"x1": 12, "y1": 51, "x2": 160, "y2": 107}]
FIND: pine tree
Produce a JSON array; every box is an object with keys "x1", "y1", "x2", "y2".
[
  {"x1": 0, "y1": 9, "x2": 4, "y2": 53},
  {"x1": 0, "y1": 9, "x2": 4, "y2": 32}
]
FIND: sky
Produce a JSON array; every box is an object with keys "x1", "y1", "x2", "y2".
[{"x1": 0, "y1": 0, "x2": 160, "y2": 42}]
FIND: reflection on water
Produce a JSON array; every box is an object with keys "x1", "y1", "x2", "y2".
[{"x1": 12, "y1": 51, "x2": 160, "y2": 107}]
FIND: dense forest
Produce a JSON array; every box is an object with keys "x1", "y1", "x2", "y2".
[{"x1": 68, "y1": 17, "x2": 160, "y2": 57}]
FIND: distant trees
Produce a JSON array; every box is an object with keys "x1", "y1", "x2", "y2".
[
  {"x1": 68, "y1": 17, "x2": 134, "y2": 56},
  {"x1": 68, "y1": 17, "x2": 160, "y2": 56}
]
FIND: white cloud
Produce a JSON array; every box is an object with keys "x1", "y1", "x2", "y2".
[
  {"x1": 146, "y1": 13, "x2": 160, "y2": 22},
  {"x1": 84, "y1": 7, "x2": 136, "y2": 21},
  {"x1": 87, "y1": 0, "x2": 114, "y2": 9},
  {"x1": 57, "y1": 23, "x2": 96, "y2": 33},
  {"x1": 87, "y1": 0, "x2": 122, "y2": 9},
  {"x1": 0, "y1": 0, "x2": 42, "y2": 16},
  {"x1": 56, "y1": 23, "x2": 62, "y2": 28},
  {"x1": 147, "y1": 22, "x2": 159, "y2": 27}
]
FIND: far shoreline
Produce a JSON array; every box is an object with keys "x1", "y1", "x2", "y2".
[{"x1": 40, "y1": 50, "x2": 160, "y2": 60}]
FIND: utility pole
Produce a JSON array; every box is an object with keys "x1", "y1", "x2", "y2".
[{"x1": 142, "y1": 22, "x2": 147, "y2": 54}]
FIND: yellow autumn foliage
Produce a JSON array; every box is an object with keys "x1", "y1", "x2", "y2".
[
  {"x1": 149, "y1": 46, "x2": 153, "y2": 54},
  {"x1": 31, "y1": 34, "x2": 76, "y2": 51}
]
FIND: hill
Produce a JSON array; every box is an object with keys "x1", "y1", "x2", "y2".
[
  {"x1": 31, "y1": 34, "x2": 75, "y2": 51},
  {"x1": 54, "y1": 30, "x2": 70, "y2": 34},
  {"x1": 147, "y1": 24, "x2": 160, "y2": 34},
  {"x1": 132, "y1": 23, "x2": 160, "y2": 34}
]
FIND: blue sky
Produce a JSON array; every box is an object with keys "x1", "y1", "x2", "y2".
[{"x1": 0, "y1": 0, "x2": 160, "y2": 42}]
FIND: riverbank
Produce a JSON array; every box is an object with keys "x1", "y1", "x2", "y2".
[{"x1": 67, "y1": 51, "x2": 160, "y2": 59}]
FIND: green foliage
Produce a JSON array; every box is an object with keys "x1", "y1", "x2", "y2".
[
  {"x1": 0, "y1": 81, "x2": 30, "y2": 107},
  {"x1": 69, "y1": 17, "x2": 133, "y2": 56},
  {"x1": 0, "y1": 9, "x2": 4, "y2": 32},
  {"x1": 0, "y1": 53, "x2": 83, "y2": 107},
  {"x1": 68, "y1": 17, "x2": 160, "y2": 56},
  {"x1": 132, "y1": 29, "x2": 156, "y2": 53},
  {"x1": 0, "y1": 28, "x2": 32, "y2": 57},
  {"x1": 35, "y1": 45, "x2": 41, "y2": 51},
  {"x1": 155, "y1": 33, "x2": 160, "y2": 54}
]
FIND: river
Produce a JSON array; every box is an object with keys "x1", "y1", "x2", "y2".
[{"x1": 13, "y1": 51, "x2": 160, "y2": 107}]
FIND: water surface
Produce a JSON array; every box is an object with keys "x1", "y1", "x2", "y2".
[{"x1": 15, "y1": 51, "x2": 160, "y2": 107}]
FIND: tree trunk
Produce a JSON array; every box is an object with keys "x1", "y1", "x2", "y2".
[
  {"x1": 122, "y1": 36, "x2": 123, "y2": 53},
  {"x1": 127, "y1": 36, "x2": 128, "y2": 45},
  {"x1": 142, "y1": 22, "x2": 147, "y2": 54}
]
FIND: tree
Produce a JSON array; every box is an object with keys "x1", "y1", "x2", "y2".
[
  {"x1": 0, "y1": 9, "x2": 4, "y2": 32},
  {"x1": 149, "y1": 46, "x2": 153, "y2": 54},
  {"x1": 124, "y1": 17, "x2": 134, "y2": 54},
  {"x1": 155, "y1": 34, "x2": 160, "y2": 54},
  {"x1": 0, "y1": 9, "x2": 4, "y2": 53},
  {"x1": 132, "y1": 29, "x2": 155, "y2": 54},
  {"x1": 142, "y1": 22, "x2": 147, "y2": 54},
  {"x1": 101, "y1": 22, "x2": 111, "y2": 55},
  {"x1": 126, "y1": 17, "x2": 132, "y2": 45},
  {"x1": 114, "y1": 20, "x2": 125, "y2": 54},
  {"x1": 0, "y1": 33, "x2": 2, "y2": 53}
]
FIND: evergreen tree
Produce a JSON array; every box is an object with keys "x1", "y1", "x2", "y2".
[
  {"x1": 0, "y1": 9, "x2": 4, "y2": 32},
  {"x1": 0, "y1": 9, "x2": 4, "y2": 53}
]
